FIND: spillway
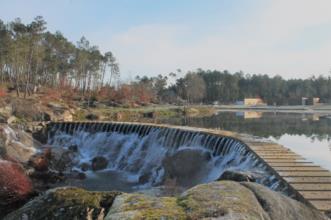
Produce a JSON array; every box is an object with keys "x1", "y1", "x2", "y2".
[{"x1": 45, "y1": 122, "x2": 288, "y2": 195}]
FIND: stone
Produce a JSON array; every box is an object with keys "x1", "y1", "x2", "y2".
[
  {"x1": 49, "y1": 147, "x2": 76, "y2": 172},
  {"x1": 178, "y1": 181, "x2": 270, "y2": 219},
  {"x1": 0, "y1": 125, "x2": 37, "y2": 163},
  {"x1": 217, "y1": 170, "x2": 257, "y2": 182},
  {"x1": 138, "y1": 172, "x2": 151, "y2": 184},
  {"x1": 29, "y1": 155, "x2": 49, "y2": 172},
  {"x1": 4, "y1": 187, "x2": 121, "y2": 220},
  {"x1": 6, "y1": 116, "x2": 17, "y2": 124},
  {"x1": 91, "y1": 156, "x2": 108, "y2": 171},
  {"x1": 62, "y1": 110, "x2": 73, "y2": 122},
  {"x1": 162, "y1": 148, "x2": 211, "y2": 186},
  {"x1": 80, "y1": 162, "x2": 90, "y2": 171},
  {"x1": 68, "y1": 144, "x2": 78, "y2": 152},
  {"x1": 241, "y1": 182, "x2": 329, "y2": 220},
  {"x1": 105, "y1": 193, "x2": 186, "y2": 220},
  {"x1": 0, "y1": 159, "x2": 33, "y2": 217}
]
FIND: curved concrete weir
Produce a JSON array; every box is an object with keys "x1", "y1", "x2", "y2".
[{"x1": 44, "y1": 122, "x2": 293, "y2": 195}]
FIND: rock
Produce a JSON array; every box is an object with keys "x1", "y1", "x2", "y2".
[
  {"x1": 29, "y1": 170, "x2": 65, "y2": 186},
  {"x1": 91, "y1": 156, "x2": 108, "y2": 171},
  {"x1": 35, "y1": 112, "x2": 51, "y2": 121},
  {"x1": 241, "y1": 182, "x2": 329, "y2": 220},
  {"x1": 0, "y1": 125, "x2": 37, "y2": 162},
  {"x1": 0, "y1": 159, "x2": 33, "y2": 217},
  {"x1": 217, "y1": 170, "x2": 257, "y2": 182},
  {"x1": 68, "y1": 144, "x2": 78, "y2": 152},
  {"x1": 86, "y1": 113, "x2": 99, "y2": 121},
  {"x1": 49, "y1": 147, "x2": 76, "y2": 172},
  {"x1": 4, "y1": 187, "x2": 121, "y2": 220},
  {"x1": 178, "y1": 181, "x2": 269, "y2": 219},
  {"x1": 325, "y1": 209, "x2": 331, "y2": 218},
  {"x1": 6, "y1": 116, "x2": 17, "y2": 124},
  {"x1": 138, "y1": 172, "x2": 151, "y2": 184},
  {"x1": 0, "y1": 114, "x2": 7, "y2": 123},
  {"x1": 62, "y1": 110, "x2": 73, "y2": 122},
  {"x1": 105, "y1": 193, "x2": 186, "y2": 220},
  {"x1": 162, "y1": 148, "x2": 211, "y2": 186},
  {"x1": 80, "y1": 162, "x2": 90, "y2": 171},
  {"x1": 29, "y1": 155, "x2": 49, "y2": 171}
]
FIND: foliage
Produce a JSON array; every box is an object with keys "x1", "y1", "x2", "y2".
[{"x1": 0, "y1": 17, "x2": 119, "y2": 98}]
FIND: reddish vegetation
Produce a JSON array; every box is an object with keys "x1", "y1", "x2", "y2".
[
  {"x1": 0, "y1": 87, "x2": 7, "y2": 98},
  {"x1": 0, "y1": 160, "x2": 33, "y2": 205}
]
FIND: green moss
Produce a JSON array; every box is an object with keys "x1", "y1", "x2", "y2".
[
  {"x1": 177, "y1": 181, "x2": 267, "y2": 219},
  {"x1": 106, "y1": 193, "x2": 187, "y2": 219},
  {"x1": 4, "y1": 187, "x2": 121, "y2": 220}
]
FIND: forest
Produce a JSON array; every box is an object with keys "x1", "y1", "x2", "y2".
[{"x1": 1, "y1": 17, "x2": 331, "y2": 105}]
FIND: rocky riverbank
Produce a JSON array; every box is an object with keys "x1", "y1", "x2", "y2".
[
  {"x1": 3, "y1": 181, "x2": 329, "y2": 220},
  {"x1": 0, "y1": 124, "x2": 329, "y2": 219}
]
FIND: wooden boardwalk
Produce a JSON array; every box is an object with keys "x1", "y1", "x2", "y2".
[{"x1": 246, "y1": 141, "x2": 331, "y2": 212}]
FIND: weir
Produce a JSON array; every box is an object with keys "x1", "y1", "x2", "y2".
[{"x1": 44, "y1": 121, "x2": 331, "y2": 212}]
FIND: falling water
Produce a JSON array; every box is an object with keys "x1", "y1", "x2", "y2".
[{"x1": 46, "y1": 123, "x2": 285, "y2": 194}]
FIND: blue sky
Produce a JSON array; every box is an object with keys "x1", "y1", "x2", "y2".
[{"x1": 1, "y1": 0, "x2": 331, "y2": 80}]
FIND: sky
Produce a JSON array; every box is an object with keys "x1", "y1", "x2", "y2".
[{"x1": 1, "y1": 0, "x2": 331, "y2": 80}]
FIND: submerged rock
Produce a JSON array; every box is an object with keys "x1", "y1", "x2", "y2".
[
  {"x1": 4, "y1": 187, "x2": 121, "y2": 220},
  {"x1": 91, "y1": 156, "x2": 109, "y2": 171},
  {"x1": 105, "y1": 193, "x2": 186, "y2": 220},
  {"x1": 162, "y1": 148, "x2": 211, "y2": 186}
]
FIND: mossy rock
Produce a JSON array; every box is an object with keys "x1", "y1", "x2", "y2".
[
  {"x1": 105, "y1": 193, "x2": 186, "y2": 220},
  {"x1": 177, "y1": 181, "x2": 270, "y2": 219},
  {"x1": 4, "y1": 187, "x2": 121, "y2": 220},
  {"x1": 241, "y1": 182, "x2": 329, "y2": 220}
]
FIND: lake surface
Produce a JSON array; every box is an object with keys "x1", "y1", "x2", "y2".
[{"x1": 160, "y1": 111, "x2": 331, "y2": 171}]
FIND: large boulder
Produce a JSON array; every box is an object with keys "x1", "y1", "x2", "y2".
[
  {"x1": 178, "y1": 181, "x2": 270, "y2": 219},
  {"x1": 162, "y1": 148, "x2": 211, "y2": 186},
  {"x1": 105, "y1": 193, "x2": 186, "y2": 220},
  {"x1": 241, "y1": 182, "x2": 329, "y2": 220},
  {"x1": 0, "y1": 159, "x2": 33, "y2": 217},
  {"x1": 4, "y1": 187, "x2": 121, "y2": 220},
  {"x1": 0, "y1": 124, "x2": 39, "y2": 163}
]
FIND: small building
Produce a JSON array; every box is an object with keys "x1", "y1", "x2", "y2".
[
  {"x1": 302, "y1": 97, "x2": 320, "y2": 106},
  {"x1": 244, "y1": 98, "x2": 265, "y2": 106}
]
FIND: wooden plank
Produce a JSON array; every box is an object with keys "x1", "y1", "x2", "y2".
[
  {"x1": 284, "y1": 177, "x2": 331, "y2": 183},
  {"x1": 268, "y1": 162, "x2": 317, "y2": 167},
  {"x1": 308, "y1": 200, "x2": 331, "y2": 211},
  {"x1": 273, "y1": 167, "x2": 327, "y2": 171},
  {"x1": 259, "y1": 155, "x2": 304, "y2": 159},
  {"x1": 278, "y1": 171, "x2": 331, "y2": 177},
  {"x1": 291, "y1": 183, "x2": 331, "y2": 191},
  {"x1": 298, "y1": 191, "x2": 331, "y2": 200},
  {"x1": 254, "y1": 152, "x2": 298, "y2": 156},
  {"x1": 262, "y1": 159, "x2": 308, "y2": 163}
]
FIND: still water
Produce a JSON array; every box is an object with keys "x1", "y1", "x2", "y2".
[{"x1": 161, "y1": 111, "x2": 331, "y2": 171}]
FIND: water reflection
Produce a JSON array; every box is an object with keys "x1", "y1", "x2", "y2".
[{"x1": 159, "y1": 111, "x2": 331, "y2": 171}]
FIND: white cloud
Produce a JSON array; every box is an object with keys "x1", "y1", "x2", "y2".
[{"x1": 96, "y1": 0, "x2": 331, "y2": 79}]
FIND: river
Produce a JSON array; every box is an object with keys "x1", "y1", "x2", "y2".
[{"x1": 160, "y1": 111, "x2": 331, "y2": 171}]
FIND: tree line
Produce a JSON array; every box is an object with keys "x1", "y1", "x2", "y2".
[
  {"x1": 133, "y1": 69, "x2": 331, "y2": 105},
  {"x1": 1, "y1": 17, "x2": 331, "y2": 106},
  {"x1": 0, "y1": 16, "x2": 119, "y2": 97}
]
